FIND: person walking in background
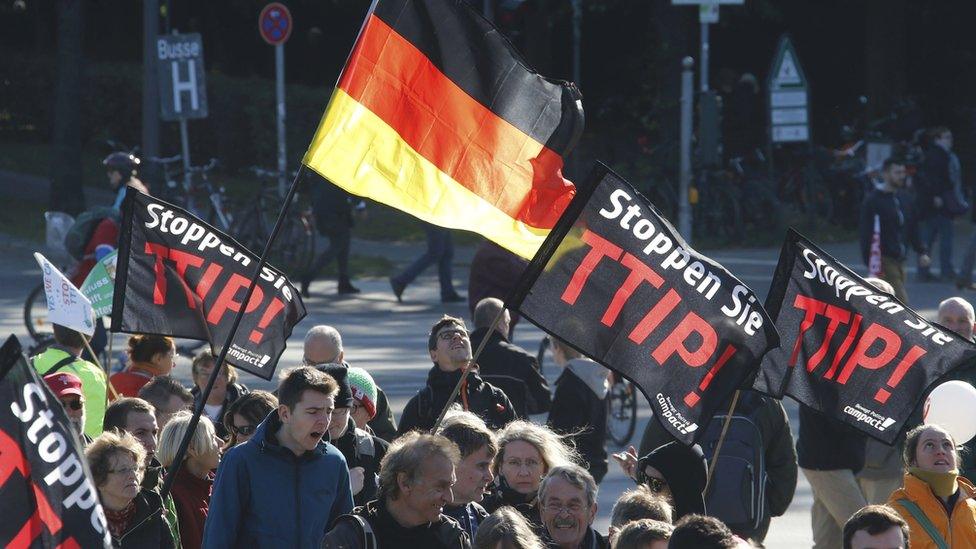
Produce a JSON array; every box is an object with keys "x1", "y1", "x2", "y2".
[
  {"x1": 390, "y1": 222, "x2": 464, "y2": 303},
  {"x1": 860, "y1": 156, "x2": 930, "y2": 304},
  {"x1": 302, "y1": 178, "x2": 363, "y2": 296},
  {"x1": 917, "y1": 126, "x2": 964, "y2": 282}
]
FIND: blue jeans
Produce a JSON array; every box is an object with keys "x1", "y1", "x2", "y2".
[
  {"x1": 392, "y1": 225, "x2": 456, "y2": 297},
  {"x1": 958, "y1": 229, "x2": 976, "y2": 286},
  {"x1": 919, "y1": 215, "x2": 954, "y2": 277}
]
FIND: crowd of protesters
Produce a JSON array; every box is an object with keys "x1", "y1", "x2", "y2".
[{"x1": 26, "y1": 280, "x2": 976, "y2": 548}]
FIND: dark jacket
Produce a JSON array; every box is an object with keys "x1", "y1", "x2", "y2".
[
  {"x1": 368, "y1": 387, "x2": 398, "y2": 443},
  {"x1": 140, "y1": 457, "x2": 181, "y2": 546},
  {"x1": 202, "y1": 412, "x2": 354, "y2": 548},
  {"x1": 918, "y1": 144, "x2": 954, "y2": 219},
  {"x1": 192, "y1": 382, "x2": 249, "y2": 440},
  {"x1": 541, "y1": 527, "x2": 607, "y2": 549},
  {"x1": 481, "y1": 477, "x2": 541, "y2": 527},
  {"x1": 859, "y1": 187, "x2": 926, "y2": 264},
  {"x1": 333, "y1": 417, "x2": 389, "y2": 506},
  {"x1": 797, "y1": 404, "x2": 866, "y2": 472},
  {"x1": 311, "y1": 179, "x2": 355, "y2": 235},
  {"x1": 547, "y1": 361, "x2": 608, "y2": 484},
  {"x1": 443, "y1": 502, "x2": 489, "y2": 542},
  {"x1": 469, "y1": 327, "x2": 550, "y2": 418},
  {"x1": 322, "y1": 500, "x2": 470, "y2": 549},
  {"x1": 397, "y1": 366, "x2": 516, "y2": 436},
  {"x1": 638, "y1": 391, "x2": 797, "y2": 541},
  {"x1": 112, "y1": 489, "x2": 175, "y2": 549},
  {"x1": 467, "y1": 241, "x2": 529, "y2": 329}
]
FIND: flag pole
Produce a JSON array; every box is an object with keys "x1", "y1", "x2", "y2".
[
  {"x1": 703, "y1": 389, "x2": 741, "y2": 496},
  {"x1": 82, "y1": 337, "x2": 121, "y2": 400},
  {"x1": 160, "y1": 166, "x2": 306, "y2": 500},
  {"x1": 430, "y1": 306, "x2": 508, "y2": 433}
]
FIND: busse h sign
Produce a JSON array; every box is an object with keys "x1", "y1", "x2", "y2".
[
  {"x1": 259, "y1": 3, "x2": 292, "y2": 46},
  {"x1": 157, "y1": 33, "x2": 208, "y2": 121}
]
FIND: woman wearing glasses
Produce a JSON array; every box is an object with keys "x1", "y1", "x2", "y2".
[
  {"x1": 483, "y1": 420, "x2": 580, "y2": 525},
  {"x1": 86, "y1": 430, "x2": 174, "y2": 548},
  {"x1": 221, "y1": 391, "x2": 278, "y2": 449}
]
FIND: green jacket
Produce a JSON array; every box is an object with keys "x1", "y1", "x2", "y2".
[{"x1": 31, "y1": 346, "x2": 108, "y2": 438}]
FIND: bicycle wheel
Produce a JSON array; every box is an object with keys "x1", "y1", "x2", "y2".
[
  {"x1": 606, "y1": 379, "x2": 638, "y2": 446},
  {"x1": 24, "y1": 283, "x2": 52, "y2": 341},
  {"x1": 270, "y1": 213, "x2": 316, "y2": 277}
]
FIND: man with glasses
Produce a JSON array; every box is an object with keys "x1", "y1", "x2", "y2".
[
  {"x1": 320, "y1": 363, "x2": 389, "y2": 506},
  {"x1": 303, "y1": 324, "x2": 398, "y2": 441},
  {"x1": 538, "y1": 464, "x2": 607, "y2": 549},
  {"x1": 397, "y1": 315, "x2": 516, "y2": 436}
]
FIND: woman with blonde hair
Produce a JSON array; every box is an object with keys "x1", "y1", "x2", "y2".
[
  {"x1": 482, "y1": 420, "x2": 578, "y2": 522},
  {"x1": 157, "y1": 410, "x2": 222, "y2": 549},
  {"x1": 888, "y1": 423, "x2": 976, "y2": 548},
  {"x1": 86, "y1": 430, "x2": 173, "y2": 547}
]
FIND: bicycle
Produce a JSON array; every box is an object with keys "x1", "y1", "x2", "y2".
[{"x1": 228, "y1": 167, "x2": 316, "y2": 277}]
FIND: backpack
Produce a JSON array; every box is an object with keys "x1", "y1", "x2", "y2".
[
  {"x1": 699, "y1": 392, "x2": 767, "y2": 536},
  {"x1": 64, "y1": 207, "x2": 120, "y2": 260}
]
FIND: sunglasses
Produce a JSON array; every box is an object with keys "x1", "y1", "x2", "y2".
[
  {"x1": 232, "y1": 424, "x2": 256, "y2": 436},
  {"x1": 61, "y1": 399, "x2": 83, "y2": 411}
]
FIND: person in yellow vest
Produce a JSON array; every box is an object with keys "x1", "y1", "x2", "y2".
[
  {"x1": 32, "y1": 324, "x2": 109, "y2": 438},
  {"x1": 888, "y1": 423, "x2": 976, "y2": 548}
]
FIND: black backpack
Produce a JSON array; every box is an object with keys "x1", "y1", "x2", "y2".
[
  {"x1": 64, "y1": 206, "x2": 120, "y2": 260},
  {"x1": 699, "y1": 392, "x2": 768, "y2": 536}
]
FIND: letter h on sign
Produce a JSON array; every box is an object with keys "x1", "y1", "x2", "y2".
[{"x1": 157, "y1": 34, "x2": 208, "y2": 121}]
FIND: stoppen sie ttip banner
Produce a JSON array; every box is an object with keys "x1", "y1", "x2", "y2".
[
  {"x1": 759, "y1": 230, "x2": 976, "y2": 444},
  {"x1": 110, "y1": 192, "x2": 306, "y2": 380},
  {"x1": 509, "y1": 164, "x2": 779, "y2": 444},
  {"x1": 0, "y1": 335, "x2": 111, "y2": 548}
]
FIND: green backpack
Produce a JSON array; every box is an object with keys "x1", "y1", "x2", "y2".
[{"x1": 64, "y1": 207, "x2": 120, "y2": 260}]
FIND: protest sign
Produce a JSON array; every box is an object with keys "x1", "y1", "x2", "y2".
[
  {"x1": 81, "y1": 250, "x2": 118, "y2": 318},
  {"x1": 34, "y1": 252, "x2": 95, "y2": 336},
  {"x1": 510, "y1": 164, "x2": 779, "y2": 444},
  {"x1": 760, "y1": 230, "x2": 976, "y2": 443},
  {"x1": 110, "y1": 191, "x2": 306, "y2": 380},
  {"x1": 0, "y1": 335, "x2": 111, "y2": 548}
]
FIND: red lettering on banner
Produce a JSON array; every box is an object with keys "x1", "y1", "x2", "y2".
[
  {"x1": 836, "y1": 323, "x2": 902, "y2": 384},
  {"x1": 652, "y1": 311, "x2": 717, "y2": 368},
  {"x1": 195, "y1": 263, "x2": 224, "y2": 302},
  {"x1": 250, "y1": 298, "x2": 285, "y2": 344},
  {"x1": 824, "y1": 313, "x2": 862, "y2": 380},
  {"x1": 166, "y1": 249, "x2": 205, "y2": 309},
  {"x1": 561, "y1": 230, "x2": 623, "y2": 305},
  {"x1": 207, "y1": 273, "x2": 264, "y2": 325},
  {"x1": 145, "y1": 243, "x2": 169, "y2": 305},
  {"x1": 601, "y1": 252, "x2": 665, "y2": 327},
  {"x1": 684, "y1": 344, "x2": 738, "y2": 407},
  {"x1": 628, "y1": 289, "x2": 682, "y2": 345},
  {"x1": 874, "y1": 345, "x2": 926, "y2": 403},
  {"x1": 790, "y1": 295, "x2": 827, "y2": 367},
  {"x1": 805, "y1": 304, "x2": 852, "y2": 372}
]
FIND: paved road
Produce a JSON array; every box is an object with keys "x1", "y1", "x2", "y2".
[{"x1": 3, "y1": 210, "x2": 973, "y2": 547}]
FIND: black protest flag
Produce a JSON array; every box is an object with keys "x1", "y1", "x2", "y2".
[
  {"x1": 759, "y1": 229, "x2": 976, "y2": 443},
  {"x1": 0, "y1": 335, "x2": 111, "y2": 548},
  {"x1": 508, "y1": 164, "x2": 779, "y2": 444},
  {"x1": 110, "y1": 191, "x2": 306, "y2": 380}
]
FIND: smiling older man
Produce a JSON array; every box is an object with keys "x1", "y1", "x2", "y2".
[{"x1": 538, "y1": 464, "x2": 607, "y2": 549}]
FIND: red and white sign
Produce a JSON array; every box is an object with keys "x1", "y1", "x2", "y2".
[{"x1": 259, "y1": 3, "x2": 292, "y2": 46}]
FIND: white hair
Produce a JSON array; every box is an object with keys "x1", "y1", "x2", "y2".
[
  {"x1": 304, "y1": 325, "x2": 343, "y2": 361},
  {"x1": 939, "y1": 297, "x2": 975, "y2": 322}
]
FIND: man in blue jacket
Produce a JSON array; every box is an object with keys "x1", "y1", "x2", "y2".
[{"x1": 203, "y1": 366, "x2": 354, "y2": 548}]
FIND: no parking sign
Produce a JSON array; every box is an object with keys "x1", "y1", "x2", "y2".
[{"x1": 259, "y1": 3, "x2": 292, "y2": 46}]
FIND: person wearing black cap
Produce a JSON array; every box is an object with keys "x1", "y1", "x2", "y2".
[
  {"x1": 319, "y1": 363, "x2": 390, "y2": 506},
  {"x1": 635, "y1": 442, "x2": 708, "y2": 521}
]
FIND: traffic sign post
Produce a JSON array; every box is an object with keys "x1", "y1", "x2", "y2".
[
  {"x1": 767, "y1": 35, "x2": 810, "y2": 144},
  {"x1": 157, "y1": 32, "x2": 208, "y2": 197},
  {"x1": 259, "y1": 2, "x2": 292, "y2": 198}
]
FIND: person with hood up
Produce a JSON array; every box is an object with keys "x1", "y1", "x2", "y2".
[
  {"x1": 546, "y1": 336, "x2": 609, "y2": 483},
  {"x1": 622, "y1": 441, "x2": 708, "y2": 521}
]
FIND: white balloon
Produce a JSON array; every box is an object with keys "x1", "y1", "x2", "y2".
[{"x1": 923, "y1": 380, "x2": 976, "y2": 445}]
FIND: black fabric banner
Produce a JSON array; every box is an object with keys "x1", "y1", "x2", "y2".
[
  {"x1": 759, "y1": 230, "x2": 976, "y2": 443},
  {"x1": 110, "y1": 191, "x2": 306, "y2": 380},
  {"x1": 510, "y1": 164, "x2": 779, "y2": 444},
  {"x1": 0, "y1": 335, "x2": 111, "y2": 548}
]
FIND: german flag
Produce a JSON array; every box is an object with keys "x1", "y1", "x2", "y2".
[{"x1": 302, "y1": 0, "x2": 584, "y2": 260}]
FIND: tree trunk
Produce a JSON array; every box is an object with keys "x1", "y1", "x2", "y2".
[
  {"x1": 865, "y1": 0, "x2": 907, "y2": 123},
  {"x1": 49, "y1": 0, "x2": 86, "y2": 215}
]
